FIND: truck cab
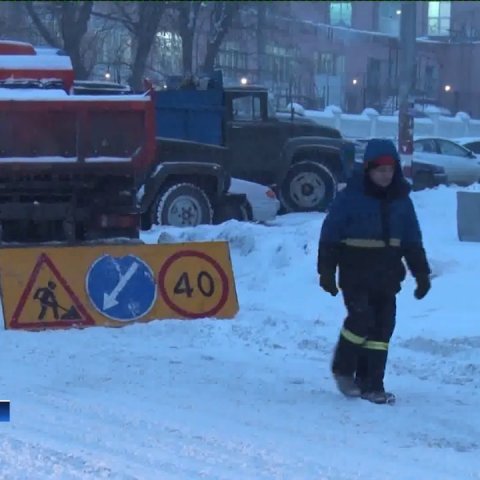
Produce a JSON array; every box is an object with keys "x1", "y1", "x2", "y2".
[{"x1": 224, "y1": 85, "x2": 350, "y2": 184}]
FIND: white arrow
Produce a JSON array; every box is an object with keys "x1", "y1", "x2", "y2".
[{"x1": 103, "y1": 262, "x2": 140, "y2": 310}]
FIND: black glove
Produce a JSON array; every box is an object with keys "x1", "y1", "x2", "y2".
[
  {"x1": 414, "y1": 274, "x2": 431, "y2": 300},
  {"x1": 319, "y1": 273, "x2": 339, "y2": 297}
]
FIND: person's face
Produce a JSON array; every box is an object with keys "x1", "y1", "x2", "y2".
[{"x1": 368, "y1": 165, "x2": 395, "y2": 188}]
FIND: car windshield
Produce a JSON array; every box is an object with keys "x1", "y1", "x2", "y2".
[{"x1": 464, "y1": 141, "x2": 480, "y2": 154}]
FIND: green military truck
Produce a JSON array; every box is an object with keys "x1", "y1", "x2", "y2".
[{"x1": 153, "y1": 71, "x2": 355, "y2": 218}]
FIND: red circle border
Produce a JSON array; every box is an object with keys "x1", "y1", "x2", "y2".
[{"x1": 158, "y1": 250, "x2": 230, "y2": 319}]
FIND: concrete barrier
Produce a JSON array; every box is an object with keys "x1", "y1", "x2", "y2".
[
  {"x1": 304, "y1": 107, "x2": 480, "y2": 140},
  {"x1": 457, "y1": 191, "x2": 480, "y2": 242}
]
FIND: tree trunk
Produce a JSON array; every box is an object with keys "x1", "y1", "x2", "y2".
[
  {"x1": 61, "y1": 2, "x2": 93, "y2": 79},
  {"x1": 128, "y1": 3, "x2": 165, "y2": 91},
  {"x1": 175, "y1": 1, "x2": 200, "y2": 75},
  {"x1": 182, "y1": 34, "x2": 194, "y2": 74},
  {"x1": 201, "y1": 3, "x2": 240, "y2": 75},
  {"x1": 24, "y1": 1, "x2": 93, "y2": 80}
]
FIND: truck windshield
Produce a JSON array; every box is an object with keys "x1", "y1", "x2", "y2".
[{"x1": 232, "y1": 95, "x2": 261, "y2": 121}]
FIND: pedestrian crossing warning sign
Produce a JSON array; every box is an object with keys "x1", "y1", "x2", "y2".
[{"x1": 10, "y1": 253, "x2": 95, "y2": 329}]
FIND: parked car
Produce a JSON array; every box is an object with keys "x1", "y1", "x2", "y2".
[
  {"x1": 413, "y1": 136, "x2": 480, "y2": 185},
  {"x1": 214, "y1": 178, "x2": 280, "y2": 224},
  {"x1": 231, "y1": 178, "x2": 280, "y2": 222},
  {"x1": 353, "y1": 138, "x2": 447, "y2": 190},
  {"x1": 453, "y1": 137, "x2": 480, "y2": 156},
  {"x1": 411, "y1": 160, "x2": 448, "y2": 191}
]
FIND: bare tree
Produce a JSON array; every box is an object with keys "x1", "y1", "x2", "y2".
[
  {"x1": 24, "y1": 1, "x2": 94, "y2": 79},
  {"x1": 98, "y1": 2, "x2": 166, "y2": 90},
  {"x1": 200, "y1": 2, "x2": 241, "y2": 74},
  {"x1": 169, "y1": 1, "x2": 201, "y2": 74},
  {"x1": 0, "y1": 2, "x2": 32, "y2": 41}
]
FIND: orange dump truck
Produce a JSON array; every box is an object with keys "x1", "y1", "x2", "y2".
[{"x1": 0, "y1": 40, "x2": 155, "y2": 243}]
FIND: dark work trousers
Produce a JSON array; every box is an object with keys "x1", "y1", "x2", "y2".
[{"x1": 332, "y1": 288, "x2": 396, "y2": 392}]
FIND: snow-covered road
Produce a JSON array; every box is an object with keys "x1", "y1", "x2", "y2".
[{"x1": 1, "y1": 186, "x2": 479, "y2": 479}]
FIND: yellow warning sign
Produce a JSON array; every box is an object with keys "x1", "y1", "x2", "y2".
[
  {"x1": 11, "y1": 253, "x2": 94, "y2": 329},
  {"x1": 0, "y1": 242, "x2": 238, "y2": 330}
]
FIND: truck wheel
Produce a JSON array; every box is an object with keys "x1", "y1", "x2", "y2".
[
  {"x1": 152, "y1": 182, "x2": 213, "y2": 227},
  {"x1": 279, "y1": 161, "x2": 337, "y2": 212}
]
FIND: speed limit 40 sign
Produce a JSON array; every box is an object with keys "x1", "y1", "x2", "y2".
[
  {"x1": 157, "y1": 243, "x2": 238, "y2": 319},
  {"x1": 158, "y1": 250, "x2": 230, "y2": 318}
]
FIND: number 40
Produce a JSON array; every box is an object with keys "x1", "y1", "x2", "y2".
[{"x1": 173, "y1": 271, "x2": 215, "y2": 298}]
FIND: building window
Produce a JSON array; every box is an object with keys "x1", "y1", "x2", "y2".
[
  {"x1": 153, "y1": 32, "x2": 182, "y2": 74},
  {"x1": 314, "y1": 53, "x2": 345, "y2": 75},
  {"x1": 424, "y1": 65, "x2": 438, "y2": 96},
  {"x1": 264, "y1": 44, "x2": 295, "y2": 83},
  {"x1": 378, "y1": 2, "x2": 401, "y2": 36},
  {"x1": 329, "y1": 2, "x2": 352, "y2": 27},
  {"x1": 217, "y1": 41, "x2": 248, "y2": 72},
  {"x1": 367, "y1": 58, "x2": 381, "y2": 88},
  {"x1": 316, "y1": 53, "x2": 334, "y2": 74},
  {"x1": 428, "y1": 1, "x2": 451, "y2": 36}
]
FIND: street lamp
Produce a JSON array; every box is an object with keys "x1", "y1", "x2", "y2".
[
  {"x1": 352, "y1": 78, "x2": 358, "y2": 85},
  {"x1": 240, "y1": 77, "x2": 248, "y2": 86},
  {"x1": 444, "y1": 84, "x2": 451, "y2": 92},
  {"x1": 105, "y1": 72, "x2": 111, "y2": 80}
]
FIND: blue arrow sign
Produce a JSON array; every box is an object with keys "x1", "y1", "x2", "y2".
[{"x1": 86, "y1": 254, "x2": 156, "y2": 321}]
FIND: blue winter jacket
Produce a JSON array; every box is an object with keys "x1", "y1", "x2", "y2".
[{"x1": 317, "y1": 139, "x2": 430, "y2": 292}]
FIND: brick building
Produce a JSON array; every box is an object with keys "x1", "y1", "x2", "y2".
[{"x1": 210, "y1": 1, "x2": 480, "y2": 116}]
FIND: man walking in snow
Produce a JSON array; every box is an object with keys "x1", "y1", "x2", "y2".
[{"x1": 317, "y1": 138, "x2": 431, "y2": 404}]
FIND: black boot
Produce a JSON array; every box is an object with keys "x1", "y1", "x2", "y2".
[
  {"x1": 355, "y1": 348, "x2": 369, "y2": 393},
  {"x1": 332, "y1": 335, "x2": 362, "y2": 397},
  {"x1": 361, "y1": 390, "x2": 396, "y2": 404},
  {"x1": 360, "y1": 348, "x2": 395, "y2": 405}
]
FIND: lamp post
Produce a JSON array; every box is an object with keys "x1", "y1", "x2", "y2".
[{"x1": 397, "y1": 1, "x2": 416, "y2": 181}]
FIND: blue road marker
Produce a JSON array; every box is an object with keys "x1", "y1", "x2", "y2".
[{"x1": 86, "y1": 254, "x2": 156, "y2": 321}]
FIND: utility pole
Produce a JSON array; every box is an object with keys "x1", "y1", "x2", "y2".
[{"x1": 397, "y1": 1, "x2": 417, "y2": 180}]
